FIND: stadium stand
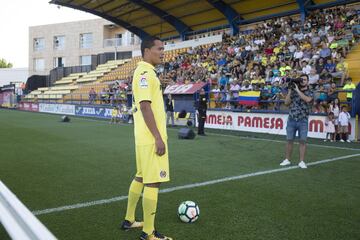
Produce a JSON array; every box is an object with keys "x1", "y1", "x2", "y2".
[
  {"x1": 61, "y1": 48, "x2": 190, "y2": 103},
  {"x1": 25, "y1": 60, "x2": 126, "y2": 101},
  {"x1": 25, "y1": 3, "x2": 360, "y2": 115}
]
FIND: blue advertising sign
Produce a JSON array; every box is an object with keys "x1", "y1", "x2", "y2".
[{"x1": 75, "y1": 106, "x2": 113, "y2": 118}]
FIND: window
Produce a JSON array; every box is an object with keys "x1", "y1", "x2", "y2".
[
  {"x1": 34, "y1": 58, "x2": 45, "y2": 71},
  {"x1": 53, "y1": 57, "x2": 65, "y2": 68},
  {"x1": 80, "y1": 55, "x2": 91, "y2": 66},
  {"x1": 54, "y1": 36, "x2": 65, "y2": 50},
  {"x1": 34, "y1": 38, "x2": 45, "y2": 51},
  {"x1": 80, "y1": 33, "x2": 93, "y2": 49},
  {"x1": 130, "y1": 33, "x2": 135, "y2": 45}
]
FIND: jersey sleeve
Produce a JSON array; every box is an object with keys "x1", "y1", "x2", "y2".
[{"x1": 135, "y1": 72, "x2": 154, "y2": 103}]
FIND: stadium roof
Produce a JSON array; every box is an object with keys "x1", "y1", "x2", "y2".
[{"x1": 50, "y1": 0, "x2": 358, "y2": 40}]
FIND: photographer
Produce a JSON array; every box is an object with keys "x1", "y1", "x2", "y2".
[{"x1": 280, "y1": 74, "x2": 313, "y2": 169}]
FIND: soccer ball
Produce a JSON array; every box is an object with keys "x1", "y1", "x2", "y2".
[{"x1": 177, "y1": 201, "x2": 200, "y2": 223}]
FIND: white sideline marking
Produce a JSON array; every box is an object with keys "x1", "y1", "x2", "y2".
[
  {"x1": 74, "y1": 117, "x2": 360, "y2": 152},
  {"x1": 32, "y1": 153, "x2": 360, "y2": 216}
]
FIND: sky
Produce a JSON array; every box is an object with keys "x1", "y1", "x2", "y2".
[{"x1": 0, "y1": 0, "x2": 99, "y2": 68}]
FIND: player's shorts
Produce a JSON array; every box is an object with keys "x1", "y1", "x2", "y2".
[{"x1": 135, "y1": 143, "x2": 170, "y2": 184}]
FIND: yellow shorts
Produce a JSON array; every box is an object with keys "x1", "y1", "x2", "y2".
[{"x1": 135, "y1": 143, "x2": 170, "y2": 184}]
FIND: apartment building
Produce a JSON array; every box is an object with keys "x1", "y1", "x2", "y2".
[{"x1": 29, "y1": 18, "x2": 141, "y2": 77}]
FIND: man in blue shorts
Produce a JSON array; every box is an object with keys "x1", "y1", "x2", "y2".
[{"x1": 280, "y1": 74, "x2": 313, "y2": 169}]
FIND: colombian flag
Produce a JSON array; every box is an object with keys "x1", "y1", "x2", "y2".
[{"x1": 239, "y1": 91, "x2": 261, "y2": 106}]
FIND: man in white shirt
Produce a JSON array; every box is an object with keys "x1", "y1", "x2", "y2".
[
  {"x1": 294, "y1": 49, "x2": 304, "y2": 60},
  {"x1": 308, "y1": 68, "x2": 319, "y2": 86},
  {"x1": 301, "y1": 61, "x2": 312, "y2": 75}
]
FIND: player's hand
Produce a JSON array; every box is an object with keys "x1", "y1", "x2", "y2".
[{"x1": 155, "y1": 137, "x2": 166, "y2": 156}]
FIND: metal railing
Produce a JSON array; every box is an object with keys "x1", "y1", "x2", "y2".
[{"x1": 103, "y1": 38, "x2": 122, "y2": 48}]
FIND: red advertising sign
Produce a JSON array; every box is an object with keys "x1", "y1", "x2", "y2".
[
  {"x1": 19, "y1": 102, "x2": 39, "y2": 112},
  {"x1": 164, "y1": 82, "x2": 207, "y2": 94}
]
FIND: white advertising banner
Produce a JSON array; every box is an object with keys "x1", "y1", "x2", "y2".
[
  {"x1": 203, "y1": 110, "x2": 356, "y2": 140},
  {"x1": 39, "y1": 103, "x2": 75, "y2": 115}
]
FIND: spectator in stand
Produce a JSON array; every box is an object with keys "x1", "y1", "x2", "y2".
[
  {"x1": 88, "y1": 88, "x2": 96, "y2": 104},
  {"x1": 319, "y1": 43, "x2": 331, "y2": 59},
  {"x1": 334, "y1": 56, "x2": 349, "y2": 86},
  {"x1": 342, "y1": 77, "x2": 356, "y2": 105},
  {"x1": 338, "y1": 105, "x2": 351, "y2": 142},
  {"x1": 271, "y1": 79, "x2": 282, "y2": 110},
  {"x1": 327, "y1": 82, "x2": 338, "y2": 102},
  {"x1": 317, "y1": 84, "x2": 328, "y2": 111},
  {"x1": 279, "y1": 62, "x2": 291, "y2": 76},
  {"x1": 212, "y1": 84, "x2": 221, "y2": 108},
  {"x1": 324, "y1": 58, "x2": 336, "y2": 74},
  {"x1": 308, "y1": 68, "x2": 320, "y2": 88},
  {"x1": 320, "y1": 73, "x2": 333, "y2": 89},
  {"x1": 293, "y1": 47, "x2": 304, "y2": 65},
  {"x1": 315, "y1": 57, "x2": 326, "y2": 75},
  {"x1": 301, "y1": 60, "x2": 312, "y2": 75},
  {"x1": 100, "y1": 88, "x2": 107, "y2": 104},
  {"x1": 230, "y1": 80, "x2": 240, "y2": 108},
  {"x1": 240, "y1": 80, "x2": 253, "y2": 91},
  {"x1": 218, "y1": 72, "x2": 229, "y2": 87}
]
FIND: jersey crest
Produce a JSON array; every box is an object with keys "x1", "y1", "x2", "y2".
[{"x1": 139, "y1": 75, "x2": 148, "y2": 88}]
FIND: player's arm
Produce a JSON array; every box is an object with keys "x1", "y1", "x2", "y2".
[{"x1": 140, "y1": 101, "x2": 165, "y2": 156}]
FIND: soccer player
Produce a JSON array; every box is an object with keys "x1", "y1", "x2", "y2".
[{"x1": 121, "y1": 36, "x2": 172, "y2": 240}]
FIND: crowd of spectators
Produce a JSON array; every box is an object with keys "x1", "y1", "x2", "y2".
[
  {"x1": 157, "y1": 5, "x2": 359, "y2": 113},
  {"x1": 88, "y1": 81, "x2": 130, "y2": 105}
]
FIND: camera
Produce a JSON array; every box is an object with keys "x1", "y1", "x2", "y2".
[{"x1": 286, "y1": 77, "x2": 303, "y2": 89}]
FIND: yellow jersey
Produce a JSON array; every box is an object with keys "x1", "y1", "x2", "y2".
[
  {"x1": 343, "y1": 83, "x2": 356, "y2": 99},
  {"x1": 112, "y1": 109, "x2": 118, "y2": 117},
  {"x1": 132, "y1": 61, "x2": 167, "y2": 145}
]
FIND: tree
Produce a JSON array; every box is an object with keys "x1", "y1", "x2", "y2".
[{"x1": 0, "y1": 58, "x2": 13, "y2": 68}]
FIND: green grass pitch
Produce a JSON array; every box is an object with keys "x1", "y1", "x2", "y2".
[{"x1": 0, "y1": 109, "x2": 359, "y2": 240}]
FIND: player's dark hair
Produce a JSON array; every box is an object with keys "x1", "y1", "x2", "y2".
[{"x1": 141, "y1": 36, "x2": 161, "y2": 57}]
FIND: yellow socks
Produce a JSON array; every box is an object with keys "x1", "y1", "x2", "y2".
[
  {"x1": 125, "y1": 180, "x2": 144, "y2": 222},
  {"x1": 142, "y1": 187, "x2": 159, "y2": 235}
]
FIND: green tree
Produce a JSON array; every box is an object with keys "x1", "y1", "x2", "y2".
[{"x1": 0, "y1": 58, "x2": 13, "y2": 68}]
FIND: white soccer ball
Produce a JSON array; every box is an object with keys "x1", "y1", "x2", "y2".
[{"x1": 177, "y1": 201, "x2": 200, "y2": 223}]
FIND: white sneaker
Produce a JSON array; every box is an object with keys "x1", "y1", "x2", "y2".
[
  {"x1": 346, "y1": 139, "x2": 351, "y2": 143},
  {"x1": 280, "y1": 159, "x2": 291, "y2": 166},
  {"x1": 340, "y1": 139, "x2": 345, "y2": 142},
  {"x1": 323, "y1": 139, "x2": 327, "y2": 142},
  {"x1": 298, "y1": 161, "x2": 307, "y2": 169}
]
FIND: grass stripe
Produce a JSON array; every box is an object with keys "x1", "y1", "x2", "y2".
[{"x1": 32, "y1": 153, "x2": 360, "y2": 216}]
